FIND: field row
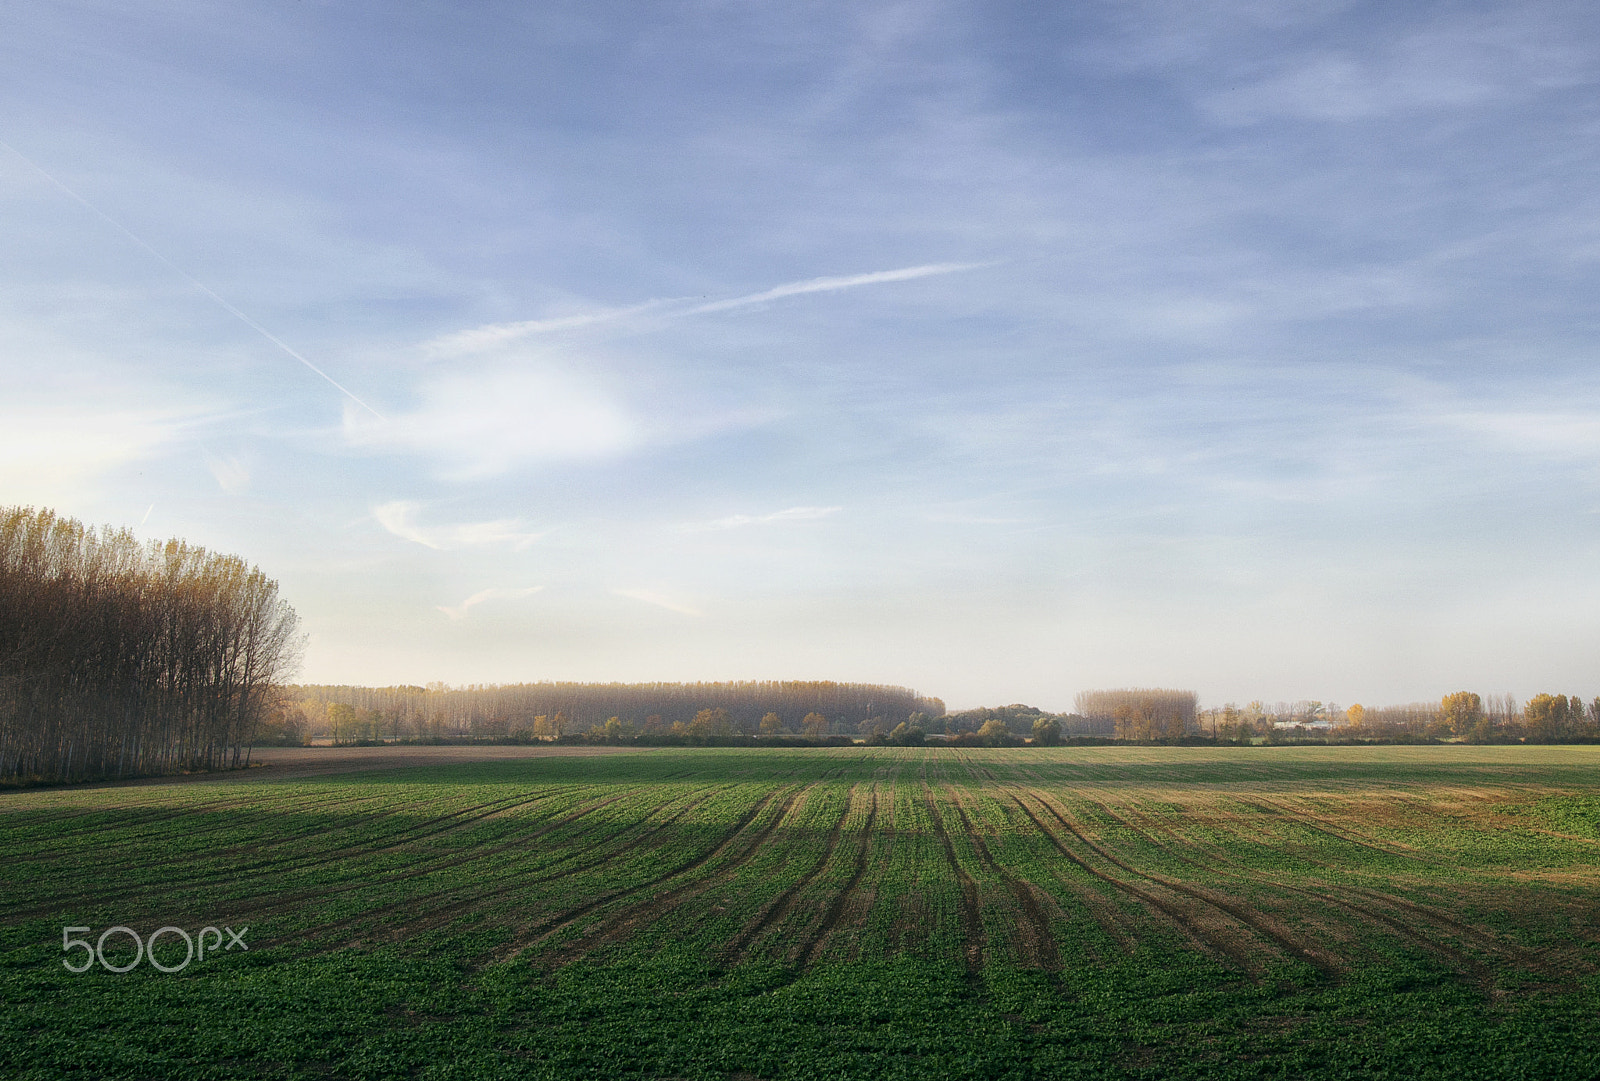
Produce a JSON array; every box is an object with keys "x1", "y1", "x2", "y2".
[{"x1": 4, "y1": 746, "x2": 1597, "y2": 986}]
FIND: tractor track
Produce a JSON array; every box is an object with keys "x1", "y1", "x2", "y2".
[
  {"x1": 945, "y1": 785, "x2": 1061, "y2": 972},
  {"x1": 1109, "y1": 792, "x2": 1569, "y2": 979},
  {"x1": 494, "y1": 786, "x2": 789, "y2": 965},
  {"x1": 542, "y1": 784, "x2": 812, "y2": 965},
  {"x1": 267, "y1": 786, "x2": 734, "y2": 951},
  {"x1": 796, "y1": 782, "x2": 879, "y2": 968},
  {"x1": 3, "y1": 787, "x2": 583, "y2": 920},
  {"x1": 1022, "y1": 788, "x2": 1340, "y2": 974},
  {"x1": 720, "y1": 784, "x2": 856, "y2": 965},
  {"x1": 1006, "y1": 790, "x2": 1271, "y2": 975},
  {"x1": 2, "y1": 789, "x2": 413, "y2": 875},
  {"x1": 925, "y1": 781, "x2": 984, "y2": 973}
]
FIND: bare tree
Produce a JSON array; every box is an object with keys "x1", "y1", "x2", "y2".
[
  {"x1": 1075, "y1": 689, "x2": 1198, "y2": 740},
  {"x1": 287, "y1": 680, "x2": 942, "y2": 741},
  {"x1": 0, "y1": 506, "x2": 302, "y2": 784}
]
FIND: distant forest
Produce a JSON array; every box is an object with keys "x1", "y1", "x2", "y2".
[
  {"x1": 275, "y1": 681, "x2": 946, "y2": 745},
  {"x1": 275, "y1": 686, "x2": 1600, "y2": 748},
  {"x1": 0, "y1": 507, "x2": 302, "y2": 784}
]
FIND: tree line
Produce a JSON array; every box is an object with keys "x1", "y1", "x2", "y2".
[
  {"x1": 1075, "y1": 689, "x2": 1199, "y2": 740},
  {"x1": 923, "y1": 688, "x2": 1600, "y2": 746},
  {"x1": 0, "y1": 507, "x2": 302, "y2": 784},
  {"x1": 269, "y1": 679, "x2": 1600, "y2": 751},
  {"x1": 1193, "y1": 692, "x2": 1600, "y2": 743},
  {"x1": 1343, "y1": 692, "x2": 1600, "y2": 743},
  {"x1": 269, "y1": 680, "x2": 945, "y2": 744}
]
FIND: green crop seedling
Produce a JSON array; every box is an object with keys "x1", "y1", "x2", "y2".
[{"x1": 4, "y1": 745, "x2": 1599, "y2": 1078}]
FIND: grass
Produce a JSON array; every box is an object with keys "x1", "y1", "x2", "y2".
[{"x1": 3, "y1": 745, "x2": 1599, "y2": 1078}]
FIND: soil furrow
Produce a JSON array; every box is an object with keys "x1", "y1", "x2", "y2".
[
  {"x1": 224, "y1": 788, "x2": 640, "y2": 929},
  {"x1": 1100, "y1": 793, "x2": 1561, "y2": 978},
  {"x1": 798, "y1": 783, "x2": 879, "y2": 968},
  {"x1": 490, "y1": 786, "x2": 784, "y2": 965},
  {"x1": 720, "y1": 784, "x2": 855, "y2": 965},
  {"x1": 946, "y1": 787, "x2": 1061, "y2": 972},
  {"x1": 270, "y1": 787, "x2": 729, "y2": 950},
  {"x1": 925, "y1": 782, "x2": 984, "y2": 973},
  {"x1": 1, "y1": 792, "x2": 288, "y2": 852},
  {"x1": 1106, "y1": 792, "x2": 1564, "y2": 977},
  {"x1": 1238, "y1": 796, "x2": 1443, "y2": 866},
  {"x1": 3, "y1": 790, "x2": 416, "y2": 874},
  {"x1": 1028, "y1": 788, "x2": 1338, "y2": 974},
  {"x1": 1007, "y1": 790, "x2": 1263, "y2": 973},
  {"x1": 4, "y1": 787, "x2": 572, "y2": 919},
  {"x1": 542, "y1": 784, "x2": 811, "y2": 964},
  {"x1": 1339, "y1": 886, "x2": 1562, "y2": 972}
]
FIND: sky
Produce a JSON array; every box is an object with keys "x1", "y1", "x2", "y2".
[{"x1": 4, "y1": 0, "x2": 1599, "y2": 711}]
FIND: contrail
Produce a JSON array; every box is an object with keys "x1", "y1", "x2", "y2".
[
  {"x1": 683, "y1": 262, "x2": 988, "y2": 315},
  {"x1": 0, "y1": 137, "x2": 383, "y2": 418},
  {"x1": 423, "y1": 261, "x2": 994, "y2": 356}
]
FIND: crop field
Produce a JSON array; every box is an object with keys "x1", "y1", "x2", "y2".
[{"x1": 3, "y1": 745, "x2": 1600, "y2": 1079}]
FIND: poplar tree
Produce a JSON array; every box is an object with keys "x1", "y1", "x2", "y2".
[{"x1": 0, "y1": 506, "x2": 301, "y2": 783}]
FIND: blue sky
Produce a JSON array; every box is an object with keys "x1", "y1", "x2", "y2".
[{"x1": 4, "y1": 0, "x2": 1599, "y2": 710}]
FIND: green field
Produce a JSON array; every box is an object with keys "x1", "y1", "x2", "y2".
[{"x1": 3, "y1": 745, "x2": 1599, "y2": 1079}]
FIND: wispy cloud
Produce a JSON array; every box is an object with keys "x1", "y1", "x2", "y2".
[
  {"x1": 612, "y1": 588, "x2": 704, "y2": 617},
  {"x1": 1201, "y1": 19, "x2": 1590, "y2": 125},
  {"x1": 204, "y1": 452, "x2": 250, "y2": 494},
  {"x1": 0, "y1": 402, "x2": 196, "y2": 503},
  {"x1": 1435, "y1": 410, "x2": 1600, "y2": 458},
  {"x1": 374, "y1": 501, "x2": 548, "y2": 550},
  {"x1": 687, "y1": 505, "x2": 843, "y2": 531},
  {"x1": 419, "y1": 263, "x2": 989, "y2": 357},
  {"x1": 346, "y1": 367, "x2": 637, "y2": 478},
  {"x1": 438, "y1": 586, "x2": 544, "y2": 621}
]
